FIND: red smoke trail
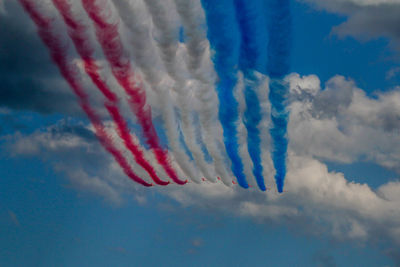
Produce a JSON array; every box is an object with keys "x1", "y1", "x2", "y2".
[
  {"x1": 52, "y1": 0, "x2": 169, "y2": 186},
  {"x1": 105, "y1": 104, "x2": 169, "y2": 185},
  {"x1": 19, "y1": 0, "x2": 152, "y2": 187},
  {"x1": 81, "y1": 0, "x2": 187, "y2": 185}
]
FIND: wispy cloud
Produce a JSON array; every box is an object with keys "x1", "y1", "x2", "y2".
[{"x1": 8, "y1": 210, "x2": 20, "y2": 227}]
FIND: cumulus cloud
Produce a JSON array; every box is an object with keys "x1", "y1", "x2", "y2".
[
  {"x1": 288, "y1": 73, "x2": 400, "y2": 172},
  {"x1": 3, "y1": 0, "x2": 400, "y2": 260},
  {"x1": 0, "y1": 1, "x2": 119, "y2": 118},
  {"x1": 163, "y1": 154, "x2": 400, "y2": 244},
  {"x1": 5, "y1": 74, "x2": 400, "y2": 251},
  {"x1": 0, "y1": 1, "x2": 83, "y2": 115},
  {"x1": 301, "y1": 0, "x2": 400, "y2": 50},
  {"x1": 2, "y1": 120, "x2": 144, "y2": 204}
]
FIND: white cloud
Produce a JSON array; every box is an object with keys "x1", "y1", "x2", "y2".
[
  {"x1": 63, "y1": 168, "x2": 123, "y2": 204},
  {"x1": 162, "y1": 153, "x2": 400, "y2": 244},
  {"x1": 307, "y1": 0, "x2": 400, "y2": 8},
  {"x1": 6, "y1": 0, "x2": 400, "y2": 261},
  {"x1": 288, "y1": 73, "x2": 400, "y2": 172},
  {"x1": 4, "y1": 72, "x2": 400, "y2": 251},
  {"x1": 3, "y1": 121, "x2": 149, "y2": 204},
  {"x1": 301, "y1": 0, "x2": 400, "y2": 50}
]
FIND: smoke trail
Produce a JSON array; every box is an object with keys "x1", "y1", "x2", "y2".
[
  {"x1": 267, "y1": 0, "x2": 292, "y2": 193},
  {"x1": 173, "y1": 0, "x2": 233, "y2": 186},
  {"x1": 18, "y1": 0, "x2": 152, "y2": 187},
  {"x1": 140, "y1": 0, "x2": 180, "y2": 81},
  {"x1": 201, "y1": 0, "x2": 249, "y2": 189},
  {"x1": 81, "y1": 0, "x2": 187, "y2": 185},
  {"x1": 140, "y1": 0, "x2": 216, "y2": 183},
  {"x1": 234, "y1": 73, "x2": 257, "y2": 188},
  {"x1": 172, "y1": 0, "x2": 208, "y2": 76},
  {"x1": 233, "y1": 0, "x2": 267, "y2": 191},
  {"x1": 52, "y1": 0, "x2": 169, "y2": 186},
  {"x1": 175, "y1": 86, "x2": 216, "y2": 183},
  {"x1": 160, "y1": 87, "x2": 202, "y2": 183},
  {"x1": 110, "y1": 0, "x2": 201, "y2": 184},
  {"x1": 105, "y1": 104, "x2": 169, "y2": 185}
]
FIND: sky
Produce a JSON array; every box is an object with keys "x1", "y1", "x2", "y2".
[{"x1": 1, "y1": 0, "x2": 400, "y2": 266}]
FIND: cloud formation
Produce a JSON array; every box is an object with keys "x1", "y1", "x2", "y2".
[
  {"x1": 5, "y1": 74, "x2": 400, "y2": 253},
  {"x1": 2, "y1": 0, "x2": 400, "y2": 262},
  {"x1": 288, "y1": 74, "x2": 400, "y2": 173},
  {"x1": 302, "y1": 0, "x2": 400, "y2": 49},
  {"x1": 0, "y1": 1, "x2": 81, "y2": 115}
]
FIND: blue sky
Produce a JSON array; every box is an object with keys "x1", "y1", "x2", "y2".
[
  {"x1": 0, "y1": 154, "x2": 393, "y2": 266},
  {"x1": 1, "y1": 0, "x2": 400, "y2": 266},
  {"x1": 291, "y1": 1, "x2": 400, "y2": 93}
]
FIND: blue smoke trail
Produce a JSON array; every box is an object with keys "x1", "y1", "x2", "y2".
[
  {"x1": 201, "y1": 0, "x2": 248, "y2": 188},
  {"x1": 267, "y1": 0, "x2": 292, "y2": 193},
  {"x1": 234, "y1": 0, "x2": 268, "y2": 191}
]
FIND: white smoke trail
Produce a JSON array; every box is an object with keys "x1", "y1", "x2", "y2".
[
  {"x1": 138, "y1": 0, "x2": 217, "y2": 183},
  {"x1": 234, "y1": 72, "x2": 257, "y2": 188},
  {"x1": 175, "y1": 81, "x2": 217, "y2": 183},
  {"x1": 111, "y1": 0, "x2": 201, "y2": 183},
  {"x1": 172, "y1": 0, "x2": 210, "y2": 77},
  {"x1": 54, "y1": 0, "x2": 177, "y2": 186},
  {"x1": 172, "y1": 0, "x2": 233, "y2": 186},
  {"x1": 256, "y1": 75, "x2": 275, "y2": 190}
]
